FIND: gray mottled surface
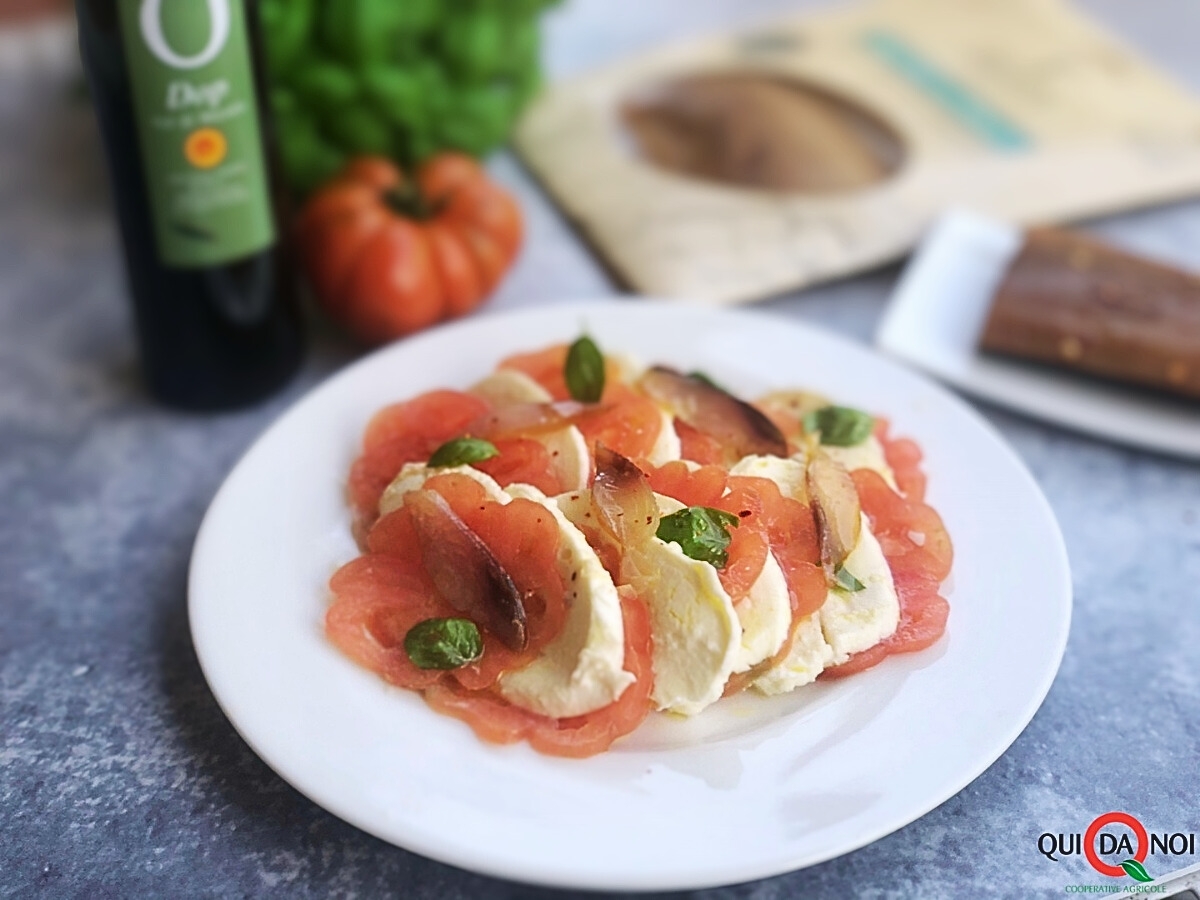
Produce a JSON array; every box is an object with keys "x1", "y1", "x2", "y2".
[{"x1": 3, "y1": 1, "x2": 1200, "y2": 898}]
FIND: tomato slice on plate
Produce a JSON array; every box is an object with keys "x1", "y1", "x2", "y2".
[
  {"x1": 424, "y1": 588, "x2": 655, "y2": 758},
  {"x1": 822, "y1": 432, "x2": 953, "y2": 678}
]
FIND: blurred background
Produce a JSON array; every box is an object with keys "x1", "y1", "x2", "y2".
[
  {"x1": 3, "y1": 1, "x2": 1200, "y2": 897},
  {"x1": 5, "y1": 0, "x2": 1200, "y2": 392}
]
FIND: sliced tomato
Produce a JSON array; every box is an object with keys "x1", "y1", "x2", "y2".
[
  {"x1": 875, "y1": 418, "x2": 927, "y2": 502},
  {"x1": 645, "y1": 463, "x2": 763, "y2": 600},
  {"x1": 722, "y1": 557, "x2": 826, "y2": 697},
  {"x1": 675, "y1": 420, "x2": 725, "y2": 466},
  {"x1": 325, "y1": 553, "x2": 456, "y2": 691},
  {"x1": 782, "y1": 560, "x2": 828, "y2": 626},
  {"x1": 649, "y1": 463, "x2": 822, "y2": 605},
  {"x1": 424, "y1": 588, "x2": 655, "y2": 758},
  {"x1": 821, "y1": 583, "x2": 949, "y2": 677},
  {"x1": 420, "y1": 473, "x2": 567, "y2": 690},
  {"x1": 645, "y1": 463, "x2": 820, "y2": 605},
  {"x1": 700, "y1": 472, "x2": 824, "y2": 698},
  {"x1": 334, "y1": 471, "x2": 567, "y2": 693},
  {"x1": 575, "y1": 384, "x2": 666, "y2": 463},
  {"x1": 646, "y1": 460, "x2": 725, "y2": 506},
  {"x1": 729, "y1": 474, "x2": 823, "y2": 616},
  {"x1": 348, "y1": 387, "x2": 577, "y2": 535},
  {"x1": 754, "y1": 402, "x2": 801, "y2": 446},
  {"x1": 348, "y1": 389, "x2": 489, "y2": 525},
  {"x1": 498, "y1": 344, "x2": 573, "y2": 400},
  {"x1": 499, "y1": 346, "x2": 666, "y2": 462},
  {"x1": 473, "y1": 437, "x2": 563, "y2": 497},
  {"x1": 822, "y1": 466, "x2": 952, "y2": 678},
  {"x1": 852, "y1": 468, "x2": 953, "y2": 582},
  {"x1": 500, "y1": 343, "x2": 635, "y2": 402}
]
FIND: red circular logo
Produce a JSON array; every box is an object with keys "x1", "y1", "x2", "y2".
[{"x1": 1084, "y1": 812, "x2": 1148, "y2": 877}]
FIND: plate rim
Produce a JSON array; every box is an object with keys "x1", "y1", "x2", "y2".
[{"x1": 188, "y1": 299, "x2": 1073, "y2": 891}]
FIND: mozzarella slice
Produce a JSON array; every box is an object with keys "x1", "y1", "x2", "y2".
[
  {"x1": 625, "y1": 539, "x2": 741, "y2": 715},
  {"x1": 731, "y1": 454, "x2": 806, "y2": 501},
  {"x1": 498, "y1": 484, "x2": 634, "y2": 718},
  {"x1": 653, "y1": 491, "x2": 787, "y2": 676},
  {"x1": 727, "y1": 455, "x2": 828, "y2": 690},
  {"x1": 823, "y1": 436, "x2": 897, "y2": 490},
  {"x1": 470, "y1": 369, "x2": 552, "y2": 405},
  {"x1": 736, "y1": 406, "x2": 897, "y2": 490},
  {"x1": 604, "y1": 355, "x2": 682, "y2": 468},
  {"x1": 654, "y1": 494, "x2": 686, "y2": 517},
  {"x1": 606, "y1": 352, "x2": 644, "y2": 383},
  {"x1": 753, "y1": 514, "x2": 899, "y2": 693},
  {"x1": 732, "y1": 455, "x2": 900, "y2": 694},
  {"x1": 724, "y1": 458, "x2": 811, "y2": 676},
  {"x1": 645, "y1": 409, "x2": 682, "y2": 466},
  {"x1": 731, "y1": 551, "x2": 790, "y2": 672},
  {"x1": 753, "y1": 615, "x2": 834, "y2": 695},
  {"x1": 378, "y1": 464, "x2": 632, "y2": 719},
  {"x1": 536, "y1": 424, "x2": 590, "y2": 493},
  {"x1": 468, "y1": 369, "x2": 590, "y2": 492},
  {"x1": 733, "y1": 451, "x2": 899, "y2": 660},
  {"x1": 558, "y1": 492, "x2": 742, "y2": 716},
  {"x1": 819, "y1": 514, "x2": 899, "y2": 664},
  {"x1": 733, "y1": 445, "x2": 894, "y2": 495},
  {"x1": 379, "y1": 462, "x2": 508, "y2": 516}
]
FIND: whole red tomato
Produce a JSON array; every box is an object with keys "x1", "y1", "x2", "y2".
[{"x1": 295, "y1": 154, "x2": 523, "y2": 343}]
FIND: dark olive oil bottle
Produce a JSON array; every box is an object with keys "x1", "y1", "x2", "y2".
[{"x1": 77, "y1": 0, "x2": 303, "y2": 410}]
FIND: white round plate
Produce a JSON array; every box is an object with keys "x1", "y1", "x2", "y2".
[{"x1": 189, "y1": 301, "x2": 1072, "y2": 891}]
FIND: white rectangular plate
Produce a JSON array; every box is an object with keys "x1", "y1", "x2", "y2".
[{"x1": 877, "y1": 210, "x2": 1200, "y2": 459}]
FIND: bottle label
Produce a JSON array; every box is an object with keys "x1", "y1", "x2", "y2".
[{"x1": 117, "y1": 0, "x2": 275, "y2": 268}]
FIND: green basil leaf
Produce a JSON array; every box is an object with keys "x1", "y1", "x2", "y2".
[
  {"x1": 1120, "y1": 860, "x2": 1153, "y2": 883},
  {"x1": 404, "y1": 618, "x2": 484, "y2": 670},
  {"x1": 687, "y1": 370, "x2": 724, "y2": 392},
  {"x1": 834, "y1": 566, "x2": 866, "y2": 592},
  {"x1": 803, "y1": 405, "x2": 874, "y2": 447},
  {"x1": 565, "y1": 335, "x2": 605, "y2": 402},
  {"x1": 428, "y1": 437, "x2": 499, "y2": 468},
  {"x1": 656, "y1": 506, "x2": 740, "y2": 568}
]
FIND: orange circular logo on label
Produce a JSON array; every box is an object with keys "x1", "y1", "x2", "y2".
[{"x1": 184, "y1": 127, "x2": 228, "y2": 169}]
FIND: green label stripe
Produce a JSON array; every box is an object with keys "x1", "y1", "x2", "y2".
[
  {"x1": 118, "y1": 0, "x2": 275, "y2": 268},
  {"x1": 862, "y1": 29, "x2": 1031, "y2": 152}
]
